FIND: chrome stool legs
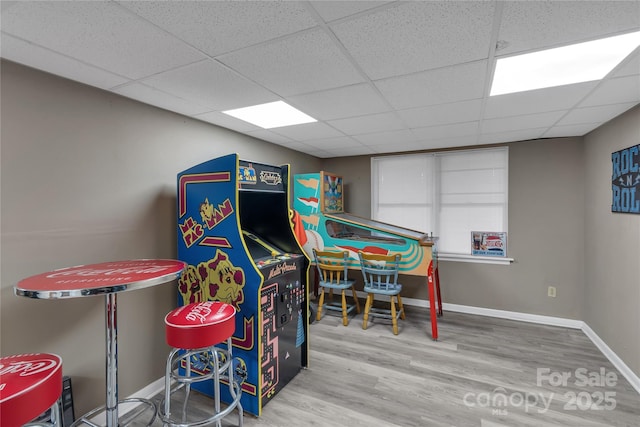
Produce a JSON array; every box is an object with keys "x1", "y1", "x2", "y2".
[{"x1": 160, "y1": 337, "x2": 244, "y2": 427}]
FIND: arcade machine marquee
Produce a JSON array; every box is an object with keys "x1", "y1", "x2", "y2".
[{"x1": 176, "y1": 154, "x2": 309, "y2": 416}]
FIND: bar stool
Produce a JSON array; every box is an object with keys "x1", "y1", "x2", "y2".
[
  {"x1": 0, "y1": 353, "x2": 63, "y2": 427},
  {"x1": 161, "y1": 301, "x2": 244, "y2": 427}
]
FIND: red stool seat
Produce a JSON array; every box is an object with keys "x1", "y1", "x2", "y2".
[
  {"x1": 0, "y1": 353, "x2": 63, "y2": 427},
  {"x1": 165, "y1": 301, "x2": 236, "y2": 349}
]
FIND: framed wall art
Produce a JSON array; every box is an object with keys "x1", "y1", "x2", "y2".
[{"x1": 611, "y1": 144, "x2": 640, "y2": 214}]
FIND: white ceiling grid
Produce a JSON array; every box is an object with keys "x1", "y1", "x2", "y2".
[{"x1": 1, "y1": 0, "x2": 639, "y2": 158}]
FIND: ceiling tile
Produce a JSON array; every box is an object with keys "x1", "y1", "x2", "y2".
[
  {"x1": 415, "y1": 135, "x2": 479, "y2": 150},
  {"x1": 375, "y1": 60, "x2": 488, "y2": 110},
  {"x1": 497, "y1": 1, "x2": 640, "y2": 56},
  {"x1": 300, "y1": 147, "x2": 334, "y2": 158},
  {"x1": 288, "y1": 83, "x2": 389, "y2": 121},
  {"x1": 194, "y1": 111, "x2": 262, "y2": 133},
  {"x1": 1, "y1": 34, "x2": 129, "y2": 90},
  {"x1": 480, "y1": 111, "x2": 565, "y2": 134},
  {"x1": 557, "y1": 102, "x2": 638, "y2": 126},
  {"x1": 323, "y1": 145, "x2": 376, "y2": 157},
  {"x1": 305, "y1": 136, "x2": 363, "y2": 150},
  {"x1": 245, "y1": 130, "x2": 296, "y2": 145},
  {"x1": 543, "y1": 123, "x2": 600, "y2": 138},
  {"x1": 328, "y1": 112, "x2": 406, "y2": 135},
  {"x1": 119, "y1": 1, "x2": 317, "y2": 57},
  {"x1": 309, "y1": 1, "x2": 393, "y2": 22},
  {"x1": 307, "y1": 151, "x2": 335, "y2": 159},
  {"x1": 611, "y1": 50, "x2": 640, "y2": 78},
  {"x1": 353, "y1": 129, "x2": 417, "y2": 146},
  {"x1": 366, "y1": 140, "x2": 425, "y2": 154},
  {"x1": 140, "y1": 59, "x2": 278, "y2": 111},
  {"x1": 478, "y1": 128, "x2": 549, "y2": 145},
  {"x1": 397, "y1": 99, "x2": 483, "y2": 128},
  {"x1": 113, "y1": 83, "x2": 211, "y2": 116},
  {"x1": 331, "y1": 1, "x2": 495, "y2": 80},
  {"x1": 579, "y1": 75, "x2": 640, "y2": 107},
  {"x1": 218, "y1": 29, "x2": 364, "y2": 96},
  {"x1": 281, "y1": 140, "x2": 321, "y2": 150},
  {"x1": 484, "y1": 82, "x2": 598, "y2": 119},
  {"x1": 1, "y1": 2, "x2": 18, "y2": 13},
  {"x1": 270, "y1": 121, "x2": 344, "y2": 140},
  {"x1": 1, "y1": 1, "x2": 206, "y2": 79},
  {"x1": 412, "y1": 121, "x2": 479, "y2": 140}
]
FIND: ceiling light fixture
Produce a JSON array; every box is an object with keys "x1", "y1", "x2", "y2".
[
  {"x1": 490, "y1": 30, "x2": 640, "y2": 96},
  {"x1": 222, "y1": 100, "x2": 317, "y2": 129}
]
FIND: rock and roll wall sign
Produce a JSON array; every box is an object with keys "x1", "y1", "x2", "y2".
[{"x1": 611, "y1": 144, "x2": 640, "y2": 214}]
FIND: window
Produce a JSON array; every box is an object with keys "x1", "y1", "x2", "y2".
[{"x1": 371, "y1": 147, "x2": 508, "y2": 260}]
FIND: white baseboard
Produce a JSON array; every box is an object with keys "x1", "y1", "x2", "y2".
[
  {"x1": 354, "y1": 291, "x2": 639, "y2": 394},
  {"x1": 581, "y1": 323, "x2": 640, "y2": 394},
  {"x1": 132, "y1": 376, "x2": 167, "y2": 400},
  {"x1": 355, "y1": 291, "x2": 583, "y2": 328}
]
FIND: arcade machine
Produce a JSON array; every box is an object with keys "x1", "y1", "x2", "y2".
[
  {"x1": 176, "y1": 154, "x2": 309, "y2": 416},
  {"x1": 293, "y1": 171, "x2": 442, "y2": 340}
]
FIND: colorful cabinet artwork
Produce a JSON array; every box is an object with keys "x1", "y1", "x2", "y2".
[
  {"x1": 293, "y1": 171, "x2": 442, "y2": 340},
  {"x1": 177, "y1": 154, "x2": 309, "y2": 415}
]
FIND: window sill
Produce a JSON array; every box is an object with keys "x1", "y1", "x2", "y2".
[{"x1": 437, "y1": 253, "x2": 514, "y2": 265}]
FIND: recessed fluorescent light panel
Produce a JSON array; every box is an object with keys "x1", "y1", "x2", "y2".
[
  {"x1": 222, "y1": 101, "x2": 317, "y2": 129},
  {"x1": 491, "y1": 31, "x2": 640, "y2": 96}
]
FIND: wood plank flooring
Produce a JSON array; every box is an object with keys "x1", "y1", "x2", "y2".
[{"x1": 145, "y1": 306, "x2": 640, "y2": 427}]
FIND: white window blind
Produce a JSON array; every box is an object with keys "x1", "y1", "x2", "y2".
[{"x1": 371, "y1": 147, "x2": 508, "y2": 257}]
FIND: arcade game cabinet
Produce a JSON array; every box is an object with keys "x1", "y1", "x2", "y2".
[{"x1": 177, "y1": 154, "x2": 310, "y2": 415}]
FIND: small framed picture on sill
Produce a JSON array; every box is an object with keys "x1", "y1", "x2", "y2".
[{"x1": 471, "y1": 231, "x2": 507, "y2": 257}]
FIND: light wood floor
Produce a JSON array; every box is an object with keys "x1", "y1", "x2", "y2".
[{"x1": 146, "y1": 306, "x2": 640, "y2": 427}]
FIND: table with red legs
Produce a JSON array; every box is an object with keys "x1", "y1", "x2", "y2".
[{"x1": 14, "y1": 259, "x2": 186, "y2": 427}]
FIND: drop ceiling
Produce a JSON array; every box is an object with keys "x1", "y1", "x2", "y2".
[{"x1": 1, "y1": 1, "x2": 639, "y2": 158}]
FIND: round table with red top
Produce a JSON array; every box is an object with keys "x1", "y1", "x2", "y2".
[{"x1": 14, "y1": 259, "x2": 186, "y2": 427}]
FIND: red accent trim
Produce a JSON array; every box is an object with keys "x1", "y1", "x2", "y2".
[
  {"x1": 178, "y1": 172, "x2": 231, "y2": 218},
  {"x1": 427, "y1": 261, "x2": 438, "y2": 340},
  {"x1": 200, "y1": 237, "x2": 232, "y2": 248},
  {"x1": 435, "y1": 266, "x2": 443, "y2": 317},
  {"x1": 336, "y1": 245, "x2": 389, "y2": 255},
  {"x1": 231, "y1": 317, "x2": 254, "y2": 350}
]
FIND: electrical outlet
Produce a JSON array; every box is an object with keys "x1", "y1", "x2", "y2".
[{"x1": 547, "y1": 286, "x2": 557, "y2": 298}]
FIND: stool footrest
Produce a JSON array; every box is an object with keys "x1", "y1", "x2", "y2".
[
  {"x1": 162, "y1": 337, "x2": 243, "y2": 427},
  {"x1": 169, "y1": 348, "x2": 232, "y2": 384},
  {"x1": 160, "y1": 381, "x2": 243, "y2": 427},
  {"x1": 70, "y1": 398, "x2": 157, "y2": 427}
]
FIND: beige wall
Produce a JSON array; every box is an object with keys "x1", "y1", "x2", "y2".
[
  {"x1": 0, "y1": 60, "x2": 321, "y2": 415},
  {"x1": 324, "y1": 139, "x2": 587, "y2": 319},
  {"x1": 583, "y1": 105, "x2": 640, "y2": 376}
]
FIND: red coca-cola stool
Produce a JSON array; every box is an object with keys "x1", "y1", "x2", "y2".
[
  {"x1": 161, "y1": 301, "x2": 244, "y2": 427},
  {"x1": 0, "y1": 353, "x2": 63, "y2": 427}
]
